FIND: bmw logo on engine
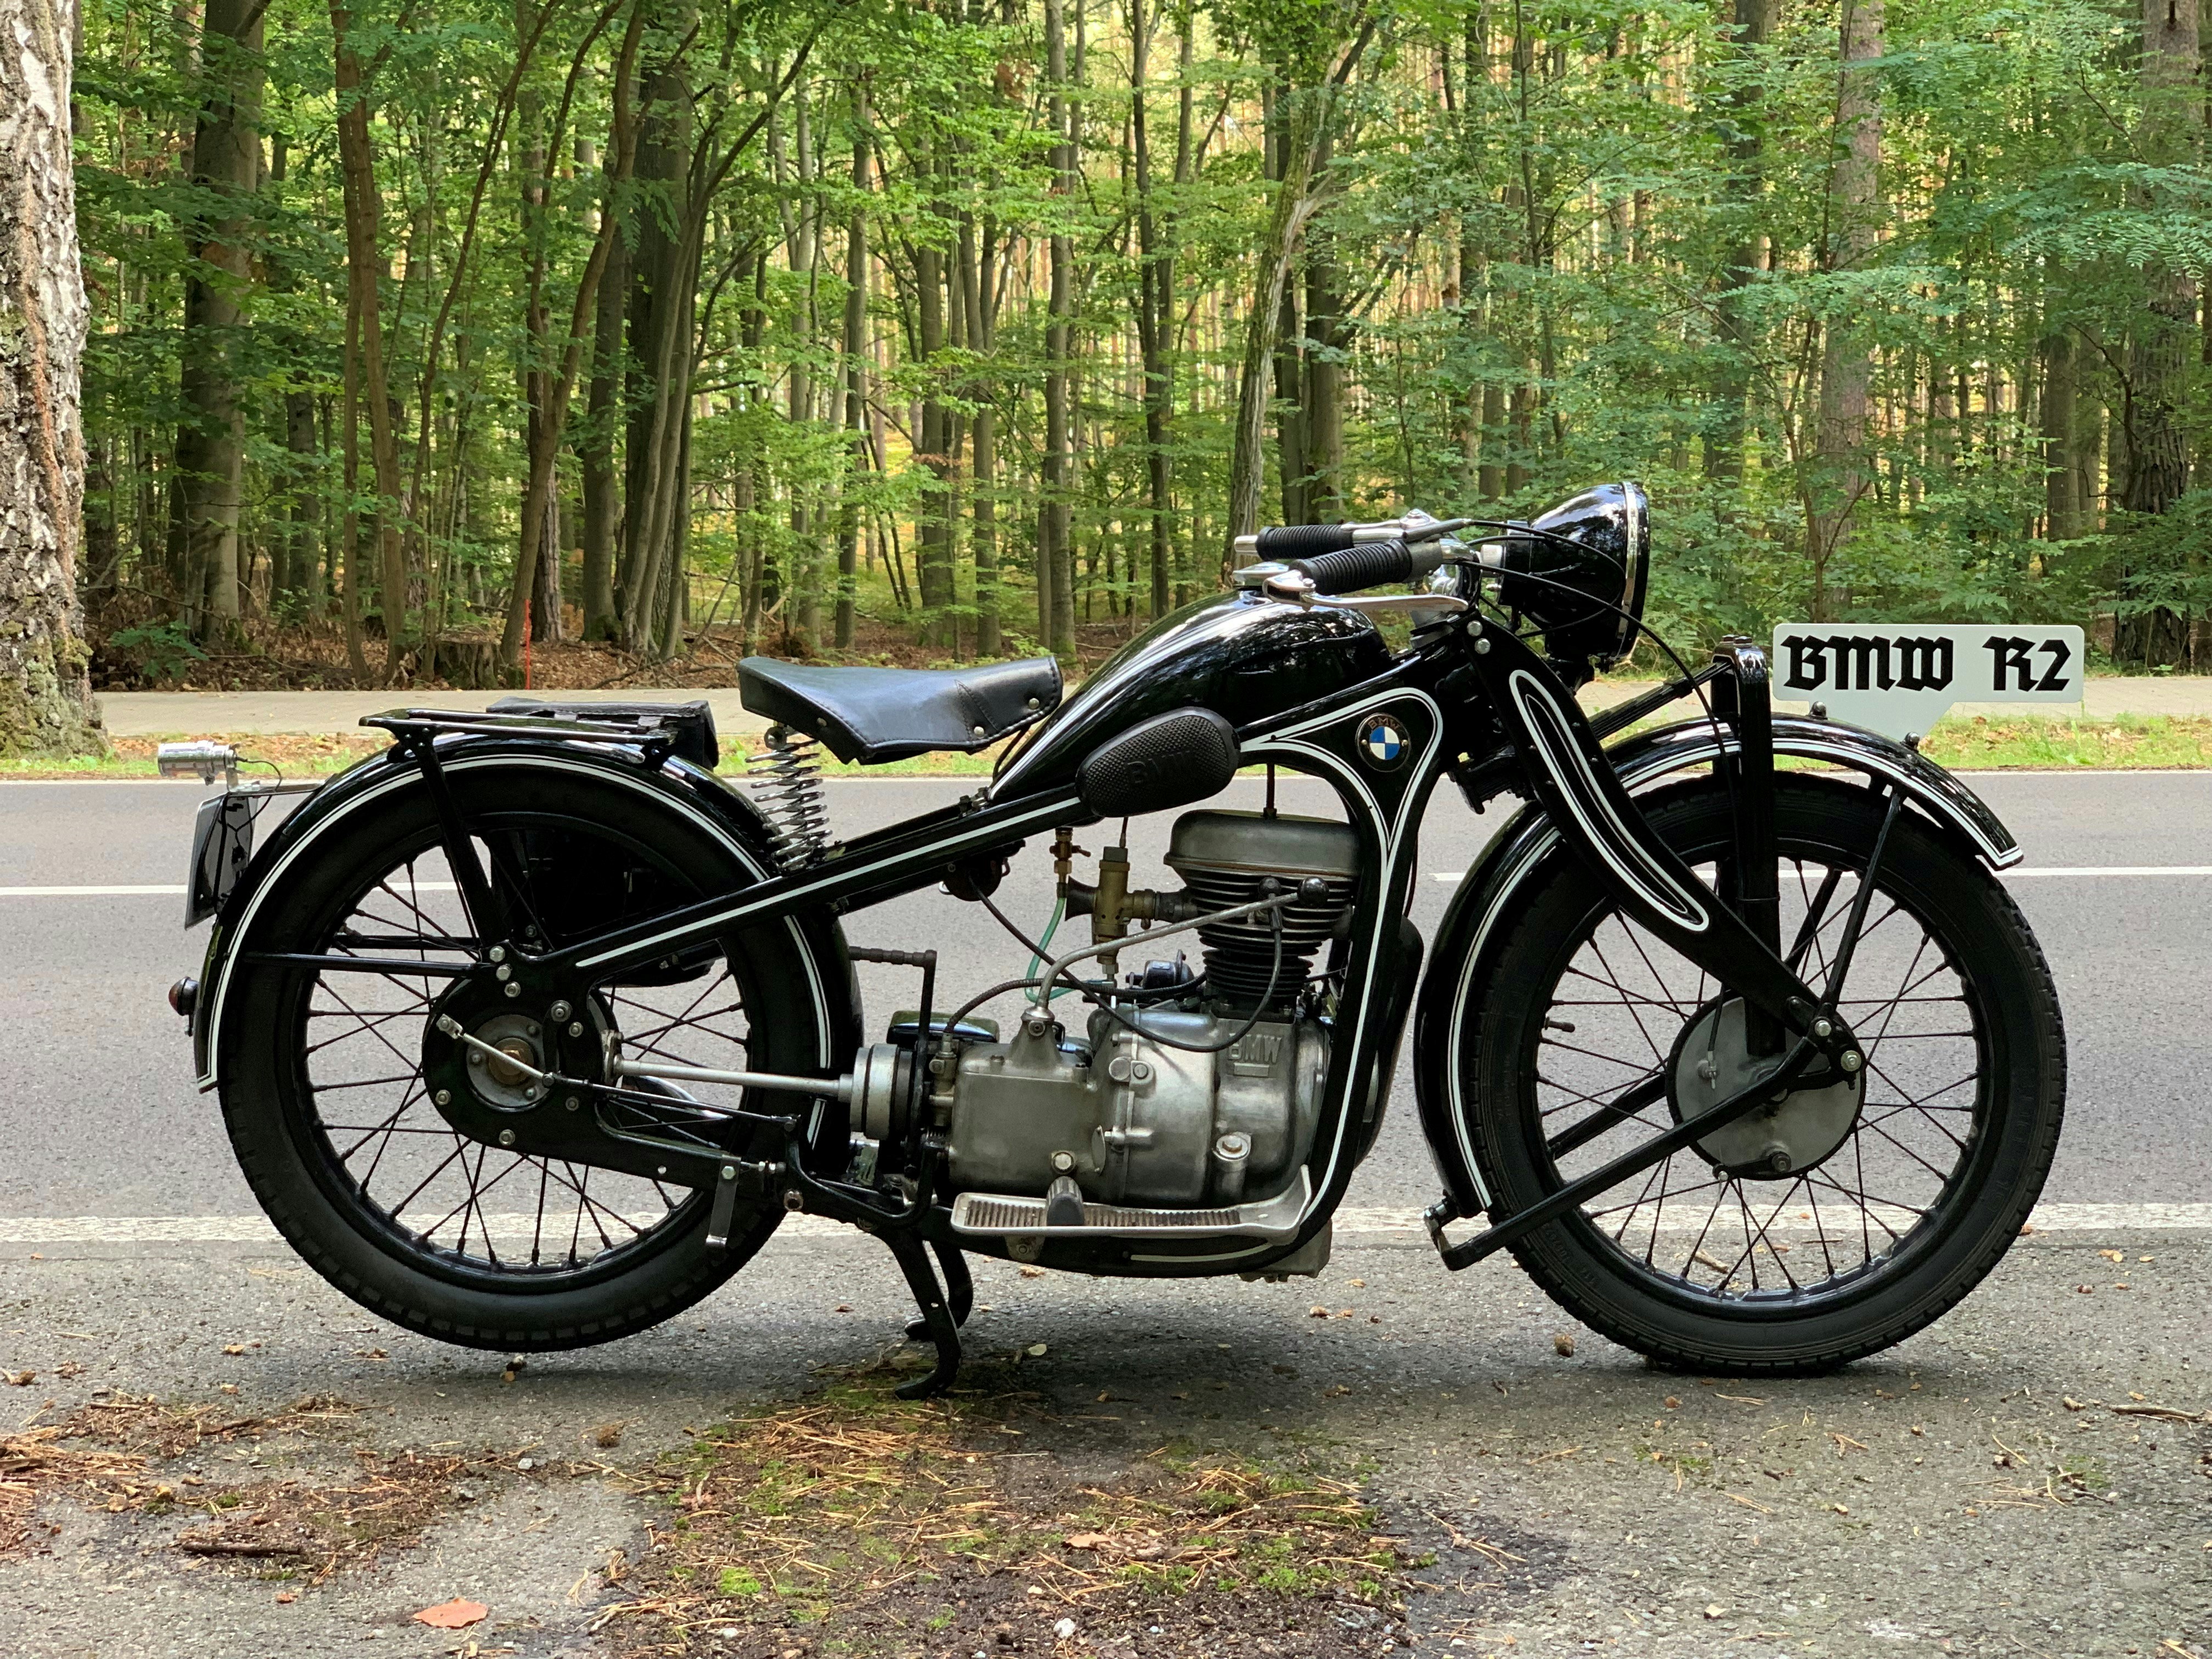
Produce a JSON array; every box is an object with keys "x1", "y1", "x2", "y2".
[{"x1": 1357, "y1": 713, "x2": 1410, "y2": 769}]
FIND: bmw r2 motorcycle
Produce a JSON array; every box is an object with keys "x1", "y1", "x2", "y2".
[{"x1": 168, "y1": 483, "x2": 2064, "y2": 1396}]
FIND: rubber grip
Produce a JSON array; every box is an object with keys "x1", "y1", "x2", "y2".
[
  {"x1": 1254, "y1": 523, "x2": 1357, "y2": 557},
  {"x1": 1287, "y1": 539, "x2": 1416, "y2": 596}
]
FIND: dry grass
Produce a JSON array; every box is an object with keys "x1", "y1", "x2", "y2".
[
  {"x1": 600, "y1": 1365, "x2": 1417, "y2": 1658},
  {"x1": 0, "y1": 1392, "x2": 548, "y2": 1583}
]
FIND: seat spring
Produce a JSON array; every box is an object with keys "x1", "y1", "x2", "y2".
[{"x1": 748, "y1": 725, "x2": 830, "y2": 867}]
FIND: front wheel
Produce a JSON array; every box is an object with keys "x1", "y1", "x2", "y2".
[{"x1": 1458, "y1": 774, "x2": 2064, "y2": 1372}]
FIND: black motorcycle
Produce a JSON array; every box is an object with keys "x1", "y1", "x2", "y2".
[{"x1": 168, "y1": 483, "x2": 2064, "y2": 1395}]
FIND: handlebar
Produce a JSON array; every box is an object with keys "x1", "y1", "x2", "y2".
[{"x1": 1233, "y1": 512, "x2": 1475, "y2": 599}]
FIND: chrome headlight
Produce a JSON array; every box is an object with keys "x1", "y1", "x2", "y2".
[{"x1": 1483, "y1": 481, "x2": 1650, "y2": 669}]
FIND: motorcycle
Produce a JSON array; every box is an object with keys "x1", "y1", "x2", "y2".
[{"x1": 165, "y1": 482, "x2": 2064, "y2": 1396}]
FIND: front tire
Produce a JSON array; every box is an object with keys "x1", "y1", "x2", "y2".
[{"x1": 1459, "y1": 774, "x2": 2064, "y2": 1372}]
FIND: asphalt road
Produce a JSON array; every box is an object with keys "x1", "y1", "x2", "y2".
[
  {"x1": 0, "y1": 772, "x2": 2208, "y2": 1659},
  {"x1": 1, "y1": 768, "x2": 2208, "y2": 1217}
]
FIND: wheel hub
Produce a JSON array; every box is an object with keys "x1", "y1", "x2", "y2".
[{"x1": 1667, "y1": 997, "x2": 1862, "y2": 1179}]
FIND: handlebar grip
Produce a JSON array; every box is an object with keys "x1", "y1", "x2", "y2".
[
  {"x1": 1286, "y1": 539, "x2": 1417, "y2": 596},
  {"x1": 1254, "y1": 523, "x2": 1357, "y2": 557}
]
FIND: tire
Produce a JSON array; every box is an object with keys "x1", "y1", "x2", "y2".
[
  {"x1": 1460, "y1": 773, "x2": 2064, "y2": 1372},
  {"x1": 217, "y1": 757, "x2": 837, "y2": 1351}
]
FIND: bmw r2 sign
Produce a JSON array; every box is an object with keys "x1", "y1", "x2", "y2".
[{"x1": 1770, "y1": 623, "x2": 2085, "y2": 740}]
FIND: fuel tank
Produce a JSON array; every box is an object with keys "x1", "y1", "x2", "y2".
[{"x1": 992, "y1": 591, "x2": 1389, "y2": 800}]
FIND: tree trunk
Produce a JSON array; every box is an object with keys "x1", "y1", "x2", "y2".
[
  {"x1": 0, "y1": 0, "x2": 102, "y2": 754},
  {"x1": 2122, "y1": 0, "x2": 2198, "y2": 520},
  {"x1": 2040, "y1": 331, "x2": 2078, "y2": 540},
  {"x1": 1226, "y1": 17, "x2": 1373, "y2": 550},
  {"x1": 1805, "y1": 0, "x2": 1883, "y2": 622},
  {"x1": 836, "y1": 84, "x2": 868, "y2": 650},
  {"x1": 173, "y1": 0, "x2": 264, "y2": 637},
  {"x1": 331, "y1": 1, "x2": 409, "y2": 678},
  {"x1": 1130, "y1": 0, "x2": 1173, "y2": 619},
  {"x1": 578, "y1": 159, "x2": 627, "y2": 641},
  {"x1": 1040, "y1": 0, "x2": 1075, "y2": 657},
  {"x1": 1302, "y1": 236, "x2": 1345, "y2": 523},
  {"x1": 1706, "y1": 0, "x2": 1773, "y2": 492},
  {"x1": 617, "y1": 39, "x2": 698, "y2": 658}
]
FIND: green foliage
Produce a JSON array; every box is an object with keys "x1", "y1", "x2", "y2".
[{"x1": 67, "y1": 0, "x2": 2212, "y2": 673}]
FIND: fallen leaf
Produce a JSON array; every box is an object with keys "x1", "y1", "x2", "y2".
[
  {"x1": 1018, "y1": 1266, "x2": 1046, "y2": 1279},
  {"x1": 1348, "y1": 1278, "x2": 1367, "y2": 1288},
  {"x1": 1062, "y1": 1532, "x2": 1111, "y2": 1550},
  {"x1": 2074, "y1": 1285, "x2": 2094, "y2": 1295},
  {"x1": 1025, "y1": 1344, "x2": 1047, "y2": 1358},
  {"x1": 412, "y1": 1599, "x2": 488, "y2": 1629},
  {"x1": 1831, "y1": 1503, "x2": 1850, "y2": 1515},
  {"x1": 2098, "y1": 1249, "x2": 2125, "y2": 1263},
  {"x1": 354, "y1": 1347, "x2": 388, "y2": 1361},
  {"x1": 1664, "y1": 1396, "x2": 1681, "y2": 1409},
  {"x1": 1308, "y1": 1305, "x2": 1330, "y2": 1318},
  {"x1": 2019, "y1": 1223, "x2": 2034, "y2": 1235},
  {"x1": 1552, "y1": 1333, "x2": 1577, "y2": 1357},
  {"x1": 832, "y1": 1304, "x2": 853, "y2": 1313},
  {"x1": 594, "y1": 1423, "x2": 624, "y2": 1449},
  {"x1": 1705, "y1": 1603, "x2": 1728, "y2": 1619},
  {"x1": 55, "y1": 1361, "x2": 83, "y2": 1380},
  {"x1": 274, "y1": 1592, "x2": 295, "y2": 1605},
  {"x1": 220, "y1": 1345, "x2": 247, "y2": 1357},
  {"x1": 3, "y1": 1370, "x2": 33, "y2": 1387}
]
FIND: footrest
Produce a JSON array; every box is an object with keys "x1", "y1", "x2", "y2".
[{"x1": 950, "y1": 1173, "x2": 1310, "y2": 1243}]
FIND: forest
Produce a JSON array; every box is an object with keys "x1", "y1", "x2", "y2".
[{"x1": 64, "y1": 0, "x2": 2212, "y2": 690}]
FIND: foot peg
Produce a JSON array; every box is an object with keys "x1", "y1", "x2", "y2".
[{"x1": 1045, "y1": 1174, "x2": 1085, "y2": 1227}]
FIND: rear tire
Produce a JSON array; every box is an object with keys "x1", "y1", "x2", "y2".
[
  {"x1": 218, "y1": 758, "x2": 836, "y2": 1350},
  {"x1": 1460, "y1": 775, "x2": 2064, "y2": 1372}
]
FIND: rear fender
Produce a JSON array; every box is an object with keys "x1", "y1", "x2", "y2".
[
  {"x1": 1412, "y1": 716, "x2": 2019, "y2": 1214},
  {"x1": 191, "y1": 738, "x2": 859, "y2": 1089}
]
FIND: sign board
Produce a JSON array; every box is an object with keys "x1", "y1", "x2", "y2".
[{"x1": 1770, "y1": 624, "x2": 2085, "y2": 741}]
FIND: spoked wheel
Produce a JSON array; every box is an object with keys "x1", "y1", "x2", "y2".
[
  {"x1": 219, "y1": 761, "x2": 837, "y2": 1349},
  {"x1": 1462, "y1": 774, "x2": 2064, "y2": 1372}
]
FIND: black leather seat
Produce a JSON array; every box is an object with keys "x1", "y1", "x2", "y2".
[{"x1": 737, "y1": 656, "x2": 1063, "y2": 764}]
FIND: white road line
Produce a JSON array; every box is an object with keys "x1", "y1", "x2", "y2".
[
  {"x1": 3, "y1": 1201, "x2": 2204, "y2": 1245},
  {"x1": 0, "y1": 881, "x2": 462, "y2": 896},
  {"x1": 0, "y1": 884, "x2": 186, "y2": 896},
  {"x1": 1428, "y1": 866, "x2": 2212, "y2": 883}
]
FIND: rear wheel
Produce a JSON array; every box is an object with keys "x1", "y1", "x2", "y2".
[
  {"x1": 1460, "y1": 775, "x2": 2064, "y2": 1372},
  {"x1": 218, "y1": 760, "x2": 837, "y2": 1350}
]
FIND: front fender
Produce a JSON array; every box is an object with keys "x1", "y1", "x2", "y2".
[
  {"x1": 1410, "y1": 715, "x2": 2020, "y2": 1213},
  {"x1": 190, "y1": 737, "x2": 859, "y2": 1089}
]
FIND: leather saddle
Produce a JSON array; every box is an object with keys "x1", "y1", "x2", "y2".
[{"x1": 737, "y1": 656, "x2": 1063, "y2": 765}]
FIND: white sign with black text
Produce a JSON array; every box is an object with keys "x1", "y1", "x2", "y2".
[{"x1": 1769, "y1": 623, "x2": 2085, "y2": 741}]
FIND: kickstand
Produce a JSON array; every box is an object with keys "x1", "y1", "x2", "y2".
[
  {"x1": 882, "y1": 1232, "x2": 962, "y2": 1399},
  {"x1": 906, "y1": 1241, "x2": 973, "y2": 1338}
]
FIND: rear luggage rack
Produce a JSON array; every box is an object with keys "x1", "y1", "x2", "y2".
[{"x1": 362, "y1": 698, "x2": 720, "y2": 772}]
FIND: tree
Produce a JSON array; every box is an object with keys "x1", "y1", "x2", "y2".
[{"x1": 0, "y1": 0, "x2": 103, "y2": 755}]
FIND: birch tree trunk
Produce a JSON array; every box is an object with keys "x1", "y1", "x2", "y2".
[{"x1": 0, "y1": 0, "x2": 103, "y2": 754}]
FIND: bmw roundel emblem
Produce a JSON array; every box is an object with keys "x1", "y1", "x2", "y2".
[{"x1": 1358, "y1": 713, "x2": 1411, "y2": 770}]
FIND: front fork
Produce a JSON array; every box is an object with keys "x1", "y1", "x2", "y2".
[
  {"x1": 1709, "y1": 636, "x2": 1783, "y2": 1057},
  {"x1": 1427, "y1": 619, "x2": 1884, "y2": 1268}
]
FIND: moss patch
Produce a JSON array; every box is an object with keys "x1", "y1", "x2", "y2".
[{"x1": 597, "y1": 1365, "x2": 1415, "y2": 1657}]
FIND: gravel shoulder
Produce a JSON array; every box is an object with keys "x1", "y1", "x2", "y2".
[{"x1": 0, "y1": 1224, "x2": 2203, "y2": 1659}]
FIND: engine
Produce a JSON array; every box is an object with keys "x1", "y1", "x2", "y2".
[{"x1": 915, "y1": 809, "x2": 1357, "y2": 1214}]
